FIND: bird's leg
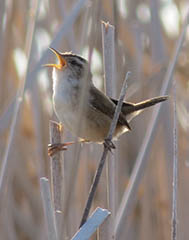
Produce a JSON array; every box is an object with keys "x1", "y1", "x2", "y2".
[{"x1": 48, "y1": 139, "x2": 88, "y2": 157}]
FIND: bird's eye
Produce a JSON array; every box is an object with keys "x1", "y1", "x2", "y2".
[{"x1": 70, "y1": 59, "x2": 77, "y2": 65}]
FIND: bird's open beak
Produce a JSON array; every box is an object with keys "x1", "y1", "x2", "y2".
[{"x1": 43, "y1": 47, "x2": 67, "y2": 70}]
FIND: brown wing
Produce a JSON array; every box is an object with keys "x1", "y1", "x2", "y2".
[{"x1": 89, "y1": 85, "x2": 131, "y2": 130}]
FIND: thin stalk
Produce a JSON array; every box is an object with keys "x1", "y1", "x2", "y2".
[
  {"x1": 40, "y1": 177, "x2": 58, "y2": 240},
  {"x1": 49, "y1": 121, "x2": 64, "y2": 239},
  {"x1": 171, "y1": 79, "x2": 178, "y2": 240},
  {"x1": 101, "y1": 21, "x2": 116, "y2": 240}
]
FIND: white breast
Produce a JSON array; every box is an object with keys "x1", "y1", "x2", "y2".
[{"x1": 52, "y1": 68, "x2": 80, "y2": 133}]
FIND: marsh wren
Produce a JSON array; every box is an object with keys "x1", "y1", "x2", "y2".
[{"x1": 45, "y1": 48, "x2": 168, "y2": 155}]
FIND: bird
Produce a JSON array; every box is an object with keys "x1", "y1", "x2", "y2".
[{"x1": 44, "y1": 48, "x2": 168, "y2": 156}]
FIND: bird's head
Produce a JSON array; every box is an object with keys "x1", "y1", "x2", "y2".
[{"x1": 44, "y1": 48, "x2": 90, "y2": 83}]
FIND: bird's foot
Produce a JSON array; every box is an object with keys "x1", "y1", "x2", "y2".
[
  {"x1": 104, "y1": 138, "x2": 116, "y2": 151},
  {"x1": 48, "y1": 139, "x2": 88, "y2": 157},
  {"x1": 48, "y1": 142, "x2": 74, "y2": 157}
]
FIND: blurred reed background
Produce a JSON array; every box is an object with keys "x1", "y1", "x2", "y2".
[{"x1": 0, "y1": 0, "x2": 189, "y2": 239}]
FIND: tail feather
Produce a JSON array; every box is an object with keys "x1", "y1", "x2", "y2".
[
  {"x1": 129, "y1": 96, "x2": 168, "y2": 113},
  {"x1": 121, "y1": 95, "x2": 168, "y2": 122},
  {"x1": 110, "y1": 95, "x2": 168, "y2": 123}
]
